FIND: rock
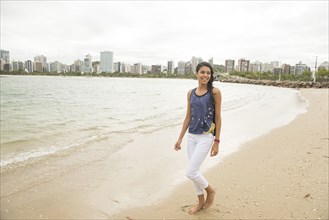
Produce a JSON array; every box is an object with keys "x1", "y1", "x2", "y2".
[
  {"x1": 304, "y1": 193, "x2": 311, "y2": 198},
  {"x1": 219, "y1": 77, "x2": 329, "y2": 88}
]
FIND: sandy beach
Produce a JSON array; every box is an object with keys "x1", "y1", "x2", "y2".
[
  {"x1": 113, "y1": 88, "x2": 329, "y2": 219},
  {"x1": 1, "y1": 88, "x2": 328, "y2": 219}
]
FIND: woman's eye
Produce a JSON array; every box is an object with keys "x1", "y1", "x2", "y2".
[{"x1": 199, "y1": 70, "x2": 211, "y2": 74}]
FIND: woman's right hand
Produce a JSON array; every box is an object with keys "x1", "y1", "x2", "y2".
[{"x1": 174, "y1": 139, "x2": 182, "y2": 151}]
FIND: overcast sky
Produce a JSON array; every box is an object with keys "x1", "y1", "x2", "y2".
[{"x1": 1, "y1": 0, "x2": 328, "y2": 68}]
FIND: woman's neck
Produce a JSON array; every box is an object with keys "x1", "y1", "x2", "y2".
[{"x1": 197, "y1": 84, "x2": 208, "y2": 91}]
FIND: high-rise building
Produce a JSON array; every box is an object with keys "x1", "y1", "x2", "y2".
[
  {"x1": 151, "y1": 65, "x2": 161, "y2": 74},
  {"x1": 117, "y1": 62, "x2": 122, "y2": 73},
  {"x1": 0, "y1": 59, "x2": 5, "y2": 70},
  {"x1": 191, "y1": 56, "x2": 202, "y2": 72},
  {"x1": 3, "y1": 63, "x2": 11, "y2": 71},
  {"x1": 273, "y1": 68, "x2": 282, "y2": 75},
  {"x1": 11, "y1": 61, "x2": 24, "y2": 71},
  {"x1": 197, "y1": 57, "x2": 203, "y2": 65},
  {"x1": 0, "y1": 49, "x2": 10, "y2": 63},
  {"x1": 34, "y1": 62, "x2": 43, "y2": 72},
  {"x1": 178, "y1": 61, "x2": 186, "y2": 74},
  {"x1": 238, "y1": 58, "x2": 250, "y2": 72},
  {"x1": 122, "y1": 63, "x2": 131, "y2": 73},
  {"x1": 167, "y1": 60, "x2": 175, "y2": 74},
  {"x1": 132, "y1": 63, "x2": 142, "y2": 74},
  {"x1": 49, "y1": 61, "x2": 61, "y2": 73},
  {"x1": 12, "y1": 61, "x2": 19, "y2": 71},
  {"x1": 92, "y1": 61, "x2": 100, "y2": 74},
  {"x1": 225, "y1": 59, "x2": 235, "y2": 73},
  {"x1": 71, "y1": 59, "x2": 83, "y2": 73},
  {"x1": 271, "y1": 61, "x2": 280, "y2": 68},
  {"x1": 18, "y1": 61, "x2": 24, "y2": 71},
  {"x1": 142, "y1": 65, "x2": 150, "y2": 74},
  {"x1": 185, "y1": 62, "x2": 192, "y2": 74},
  {"x1": 295, "y1": 62, "x2": 309, "y2": 75},
  {"x1": 262, "y1": 63, "x2": 274, "y2": 72},
  {"x1": 34, "y1": 55, "x2": 47, "y2": 72},
  {"x1": 208, "y1": 57, "x2": 214, "y2": 67},
  {"x1": 250, "y1": 60, "x2": 262, "y2": 73},
  {"x1": 114, "y1": 62, "x2": 118, "y2": 72},
  {"x1": 113, "y1": 62, "x2": 123, "y2": 73},
  {"x1": 25, "y1": 60, "x2": 33, "y2": 73},
  {"x1": 83, "y1": 54, "x2": 92, "y2": 73},
  {"x1": 281, "y1": 64, "x2": 291, "y2": 74},
  {"x1": 100, "y1": 51, "x2": 113, "y2": 73}
]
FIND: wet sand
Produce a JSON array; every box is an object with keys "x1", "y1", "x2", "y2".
[{"x1": 113, "y1": 88, "x2": 329, "y2": 219}]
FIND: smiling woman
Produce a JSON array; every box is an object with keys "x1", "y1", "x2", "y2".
[{"x1": 174, "y1": 61, "x2": 222, "y2": 214}]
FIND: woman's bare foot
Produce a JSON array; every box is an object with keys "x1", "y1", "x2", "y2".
[
  {"x1": 204, "y1": 187, "x2": 216, "y2": 209},
  {"x1": 188, "y1": 202, "x2": 204, "y2": 214}
]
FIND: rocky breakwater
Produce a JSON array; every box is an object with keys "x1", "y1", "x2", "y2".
[{"x1": 220, "y1": 77, "x2": 329, "y2": 88}]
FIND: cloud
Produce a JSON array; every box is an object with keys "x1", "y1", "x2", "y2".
[{"x1": 1, "y1": 1, "x2": 328, "y2": 67}]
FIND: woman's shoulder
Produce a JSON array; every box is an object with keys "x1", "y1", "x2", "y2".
[
  {"x1": 187, "y1": 89, "x2": 194, "y2": 99},
  {"x1": 187, "y1": 88, "x2": 196, "y2": 95},
  {"x1": 212, "y1": 86, "x2": 221, "y2": 95}
]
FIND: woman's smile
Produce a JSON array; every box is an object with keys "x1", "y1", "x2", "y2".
[{"x1": 197, "y1": 66, "x2": 211, "y2": 85}]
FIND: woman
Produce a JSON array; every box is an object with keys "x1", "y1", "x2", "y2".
[{"x1": 174, "y1": 61, "x2": 222, "y2": 214}]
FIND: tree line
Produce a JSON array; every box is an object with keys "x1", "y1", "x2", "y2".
[
  {"x1": 1, "y1": 68, "x2": 328, "y2": 82},
  {"x1": 0, "y1": 70, "x2": 196, "y2": 79},
  {"x1": 228, "y1": 68, "x2": 329, "y2": 82}
]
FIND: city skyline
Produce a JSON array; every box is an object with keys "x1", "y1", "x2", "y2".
[
  {"x1": 3, "y1": 48, "x2": 328, "y2": 75},
  {"x1": 1, "y1": 48, "x2": 325, "y2": 71},
  {"x1": 1, "y1": 47, "x2": 326, "y2": 70},
  {"x1": 1, "y1": 1, "x2": 328, "y2": 69}
]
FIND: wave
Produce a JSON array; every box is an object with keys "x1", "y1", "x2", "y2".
[
  {"x1": 0, "y1": 132, "x2": 134, "y2": 169},
  {"x1": 0, "y1": 77, "x2": 307, "y2": 172}
]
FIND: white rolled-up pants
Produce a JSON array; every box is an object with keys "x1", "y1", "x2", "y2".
[{"x1": 186, "y1": 132, "x2": 213, "y2": 195}]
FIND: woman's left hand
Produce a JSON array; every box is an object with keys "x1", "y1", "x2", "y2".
[{"x1": 210, "y1": 143, "x2": 219, "y2": 157}]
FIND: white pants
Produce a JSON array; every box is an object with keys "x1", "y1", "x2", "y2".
[{"x1": 186, "y1": 132, "x2": 213, "y2": 195}]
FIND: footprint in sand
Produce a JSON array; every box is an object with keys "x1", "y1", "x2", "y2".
[
  {"x1": 180, "y1": 204, "x2": 221, "y2": 214},
  {"x1": 181, "y1": 205, "x2": 193, "y2": 212}
]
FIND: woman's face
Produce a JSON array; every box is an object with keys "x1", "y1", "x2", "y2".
[{"x1": 196, "y1": 66, "x2": 211, "y2": 86}]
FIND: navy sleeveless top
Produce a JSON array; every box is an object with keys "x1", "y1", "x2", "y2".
[{"x1": 188, "y1": 88, "x2": 215, "y2": 134}]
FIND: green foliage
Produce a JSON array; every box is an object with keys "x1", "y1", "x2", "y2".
[
  {"x1": 0, "y1": 70, "x2": 196, "y2": 80},
  {"x1": 230, "y1": 71, "x2": 280, "y2": 81},
  {"x1": 301, "y1": 70, "x2": 313, "y2": 81},
  {"x1": 2, "y1": 68, "x2": 327, "y2": 82},
  {"x1": 316, "y1": 68, "x2": 329, "y2": 82},
  {"x1": 228, "y1": 69, "x2": 329, "y2": 82}
]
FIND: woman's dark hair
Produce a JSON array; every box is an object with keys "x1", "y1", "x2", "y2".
[{"x1": 196, "y1": 61, "x2": 214, "y2": 93}]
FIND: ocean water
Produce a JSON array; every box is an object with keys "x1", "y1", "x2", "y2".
[{"x1": 0, "y1": 75, "x2": 307, "y2": 168}]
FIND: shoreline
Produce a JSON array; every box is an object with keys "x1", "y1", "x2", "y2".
[
  {"x1": 220, "y1": 76, "x2": 329, "y2": 88},
  {"x1": 2, "y1": 74, "x2": 329, "y2": 88},
  {"x1": 1, "y1": 88, "x2": 328, "y2": 219},
  {"x1": 112, "y1": 88, "x2": 328, "y2": 219}
]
